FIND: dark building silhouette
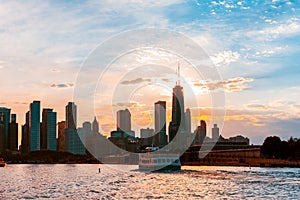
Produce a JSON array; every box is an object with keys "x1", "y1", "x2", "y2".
[
  {"x1": 57, "y1": 121, "x2": 66, "y2": 151},
  {"x1": 83, "y1": 121, "x2": 92, "y2": 136},
  {"x1": 21, "y1": 111, "x2": 30, "y2": 153},
  {"x1": 66, "y1": 102, "x2": 77, "y2": 130},
  {"x1": 8, "y1": 114, "x2": 18, "y2": 151},
  {"x1": 0, "y1": 107, "x2": 11, "y2": 150},
  {"x1": 92, "y1": 117, "x2": 99, "y2": 134},
  {"x1": 154, "y1": 101, "x2": 167, "y2": 147},
  {"x1": 41, "y1": 108, "x2": 57, "y2": 150},
  {"x1": 212, "y1": 124, "x2": 219, "y2": 141},
  {"x1": 185, "y1": 108, "x2": 191, "y2": 134},
  {"x1": 29, "y1": 101, "x2": 41, "y2": 151},
  {"x1": 0, "y1": 115, "x2": 5, "y2": 154},
  {"x1": 117, "y1": 109, "x2": 132, "y2": 133},
  {"x1": 65, "y1": 102, "x2": 85, "y2": 155},
  {"x1": 195, "y1": 120, "x2": 207, "y2": 145},
  {"x1": 169, "y1": 69, "x2": 185, "y2": 143},
  {"x1": 140, "y1": 128, "x2": 154, "y2": 147},
  {"x1": 86, "y1": 117, "x2": 100, "y2": 155}
]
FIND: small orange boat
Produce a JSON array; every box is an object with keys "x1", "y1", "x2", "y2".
[{"x1": 0, "y1": 158, "x2": 7, "y2": 167}]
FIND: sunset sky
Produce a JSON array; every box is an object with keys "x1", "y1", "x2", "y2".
[{"x1": 0, "y1": 0, "x2": 300, "y2": 144}]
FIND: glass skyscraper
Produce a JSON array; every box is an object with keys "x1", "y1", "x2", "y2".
[
  {"x1": 29, "y1": 101, "x2": 40, "y2": 151},
  {"x1": 0, "y1": 107, "x2": 11, "y2": 150},
  {"x1": 41, "y1": 108, "x2": 57, "y2": 151}
]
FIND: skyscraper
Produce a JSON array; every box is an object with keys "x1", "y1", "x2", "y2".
[
  {"x1": 64, "y1": 102, "x2": 85, "y2": 154},
  {"x1": 169, "y1": 66, "x2": 185, "y2": 143},
  {"x1": 117, "y1": 109, "x2": 131, "y2": 132},
  {"x1": 0, "y1": 107, "x2": 11, "y2": 150},
  {"x1": 140, "y1": 128, "x2": 154, "y2": 146},
  {"x1": 185, "y1": 108, "x2": 191, "y2": 134},
  {"x1": 66, "y1": 102, "x2": 77, "y2": 129},
  {"x1": 154, "y1": 101, "x2": 167, "y2": 147},
  {"x1": 83, "y1": 121, "x2": 92, "y2": 136},
  {"x1": 8, "y1": 114, "x2": 18, "y2": 151},
  {"x1": 92, "y1": 117, "x2": 99, "y2": 135},
  {"x1": 21, "y1": 111, "x2": 30, "y2": 153},
  {"x1": 41, "y1": 109, "x2": 57, "y2": 150},
  {"x1": 212, "y1": 124, "x2": 220, "y2": 141},
  {"x1": 194, "y1": 120, "x2": 207, "y2": 145},
  {"x1": 29, "y1": 101, "x2": 40, "y2": 151},
  {"x1": 57, "y1": 121, "x2": 66, "y2": 151},
  {"x1": 65, "y1": 102, "x2": 77, "y2": 153},
  {"x1": 0, "y1": 115, "x2": 5, "y2": 154}
]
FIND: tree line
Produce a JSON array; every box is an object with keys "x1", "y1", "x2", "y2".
[{"x1": 261, "y1": 136, "x2": 300, "y2": 160}]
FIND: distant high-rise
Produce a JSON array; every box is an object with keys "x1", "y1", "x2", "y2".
[
  {"x1": 8, "y1": 114, "x2": 18, "y2": 151},
  {"x1": 0, "y1": 107, "x2": 11, "y2": 150},
  {"x1": 83, "y1": 121, "x2": 92, "y2": 136},
  {"x1": 185, "y1": 108, "x2": 191, "y2": 134},
  {"x1": 212, "y1": 124, "x2": 219, "y2": 141},
  {"x1": 29, "y1": 101, "x2": 40, "y2": 151},
  {"x1": 140, "y1": 128, "x2": 154, "y2": 147},
  {"x1": 75, "y1": 127, "x2": 86, "y2": 155},
  {"x1": 66, "y1": 102, "x2": 77, "y2": 129},
  {"x1": 169, "y1": 65, "x2": 185, "y2": 143},
  {"x1": 117, "y1": 109, "x2": 131, "y2": 133},
  {"x1": 41, "y1": 109, "x2": 57, "y2": 150},
  {"x1": 21, "y1": 111, "x2": 30, "y2": 153},
  {"x1": 154, "y1": 101, "x2": 167, "y2": 147},
  {"x1": 92, "y1": 117, "x2": 99, "y2": 134},
  {"x1": 0, "y1": 115, "x2": 5, "y2": 154},
  {"x1": 57, "y1": 121, "x2": 66, "y2": 151},
  {"x1": 64, "y1": 102, "x2": 85, "y2": 154},
  {"x1": 194, "y1": 120, "x2": 207, "y2": 145}
]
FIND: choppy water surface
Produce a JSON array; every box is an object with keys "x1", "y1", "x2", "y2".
[{"x1": 0, "y1": 165, "x2": 299, "y2": 199}]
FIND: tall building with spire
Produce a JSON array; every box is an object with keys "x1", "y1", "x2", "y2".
[
  {"x1": 169, "y1": 64, "x2": 185, "y2": 142},
  {"x1": 92, "y1": 117, "x2": 99, "y2": 135}
]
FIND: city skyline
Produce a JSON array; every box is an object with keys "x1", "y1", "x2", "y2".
[{"x1": 0, "y1": 1, "x2": 300, "y2": 145}]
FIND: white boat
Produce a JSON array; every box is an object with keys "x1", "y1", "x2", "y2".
[{"x1": 139, "y1": 147, "x2": 181, "y2": 172}]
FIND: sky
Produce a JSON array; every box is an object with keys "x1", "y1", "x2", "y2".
[{"x1": 0, "y1": 0, "x2": 300, "y2": 144}]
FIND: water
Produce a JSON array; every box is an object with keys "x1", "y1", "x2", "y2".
[{"x1": 1, "y1": 165, "x2": 299, "y2": 199}]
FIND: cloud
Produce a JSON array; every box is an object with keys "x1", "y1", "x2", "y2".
[
  {"x1": 120, "y1": 78, "x2": 151, "y2": 85},
  {"x1": 113, "y1": 102, "x2": 145, "y2": 108},
  {"x1": 247, "y1": 104, "x2": 270, "y2": 110},
  {"x1": 194, "y1": 77, "x2": 254, "y2": 92},
  {"x1": 210, "y1": 51, "x2": 240, "y2": 67},
  {"x1": 50, "y1": 83, "x2": 74, "y2": 88},
  {"x1": 247, "y1": 100, "x2": 294, "y2": 112},
  {"x1": 248, "y1": 21, "x2": 300, "y2": 40}
]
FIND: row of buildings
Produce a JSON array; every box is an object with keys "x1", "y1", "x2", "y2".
[
  {"x1": 0, "y1": 108, "x2": 18, "y2": 153},
  {"x1": 1, "y1": 67, "x2": 249, "y2": 156}
]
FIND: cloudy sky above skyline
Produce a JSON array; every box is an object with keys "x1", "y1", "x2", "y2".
[{"x1": 0, "y1": 0, "x2": 300, "y2": 144}]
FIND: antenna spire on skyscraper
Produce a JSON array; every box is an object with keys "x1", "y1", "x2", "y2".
[{"x1": 177, "y1": 61, "x2": 180, "y2": 85}]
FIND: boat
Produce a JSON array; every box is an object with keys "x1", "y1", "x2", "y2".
[
  {"x1": 0, "y1": 158, "x2": 7, "y2": 167},
  {"x1": 139, "y1": 147, "x2": 181, "y2": 172}
]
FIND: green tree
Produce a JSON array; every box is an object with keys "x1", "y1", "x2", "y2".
[{"x1": 261, "y1": 136, "x2": 282, "y2": 159}]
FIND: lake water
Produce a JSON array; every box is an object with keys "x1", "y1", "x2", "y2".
[{"x1": 0, "y1": 165, "x2": 299, "y2": 199}]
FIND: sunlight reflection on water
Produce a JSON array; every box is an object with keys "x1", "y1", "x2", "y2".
[{"x1": 0, "y1": 165, "x2": 299, "y2": 199}]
